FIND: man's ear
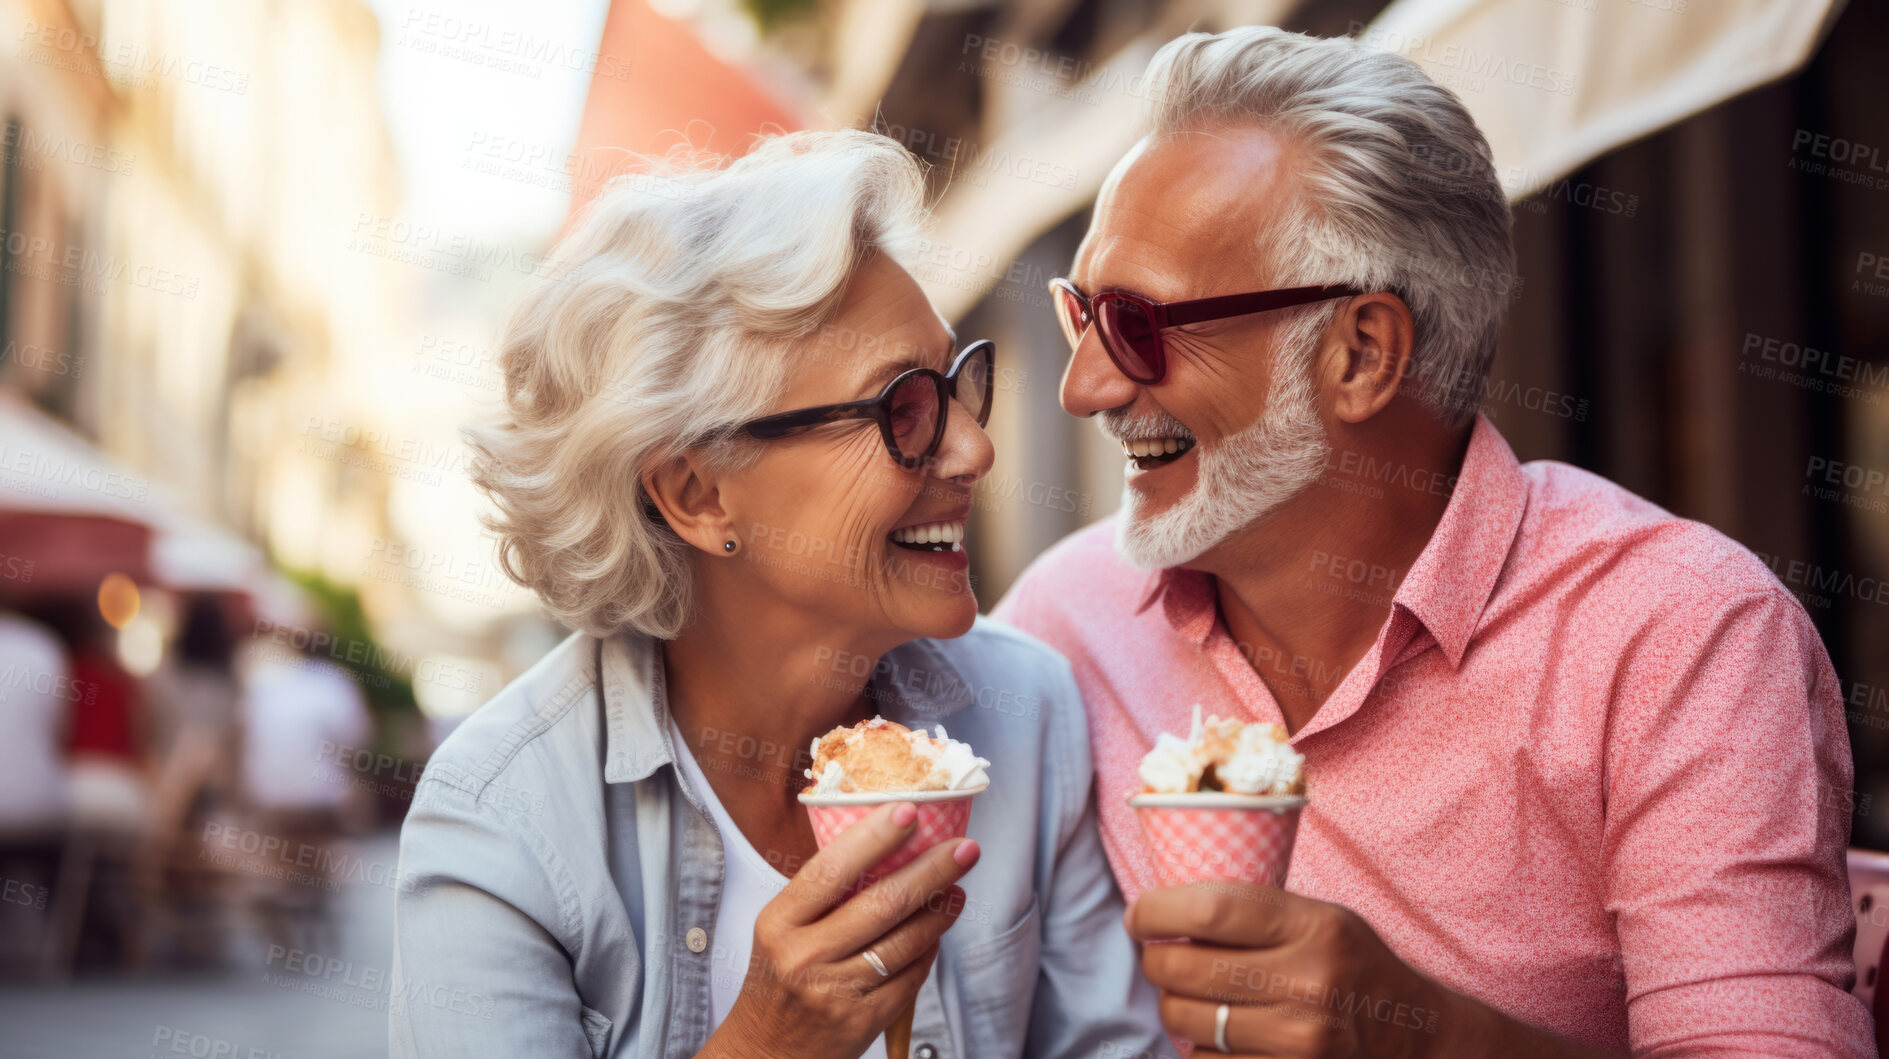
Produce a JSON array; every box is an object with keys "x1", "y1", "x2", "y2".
[
  {"x1": 1324, "y1": 291, "x2": 1415, "y2": 424},
  {"x1": 642, "y1": 452, "x2": 733, "y2": 555}
]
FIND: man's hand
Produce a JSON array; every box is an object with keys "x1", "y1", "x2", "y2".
[{"x1": 1125, "y1": 882, "x2": 1624, "y2": 1058}]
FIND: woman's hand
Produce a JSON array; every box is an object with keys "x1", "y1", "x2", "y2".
[{"x1": 702, "y1": 801, "x2": 980, "y2": 1059}]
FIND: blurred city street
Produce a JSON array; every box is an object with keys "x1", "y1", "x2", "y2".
[
  {"x1": 0, "y1": 0, "x2": 1886, "y2": 1053},
  {"x1": 0, "y1": 832, "x2": 398, "y2": 1058}
]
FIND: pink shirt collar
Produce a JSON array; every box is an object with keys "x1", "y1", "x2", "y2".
[{"x1": 1134, "y1": 413, "x2": 1527, "y2": 669}]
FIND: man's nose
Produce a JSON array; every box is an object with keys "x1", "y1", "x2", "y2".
[{"x1": 1059, "y1": 326, "x2": 1140, "y2": 418}]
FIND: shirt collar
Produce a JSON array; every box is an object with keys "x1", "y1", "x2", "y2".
[
  {"x1": 1390, "y1": 414, "x2": 1528, "y2": 667},
  {"x1": 599, "y1": 630, "x2": 980, "y2": 785},
  {"x1": 600, "y1": 631, "x2": 669, "y2": 784},
  {"x1": 1135, "y1": 414, "x2": 1528, "y2": 668}
]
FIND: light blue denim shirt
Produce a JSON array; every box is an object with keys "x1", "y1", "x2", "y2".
[{"x1": 390, "y1": 616, "x2": 1172, "y2": 1059}]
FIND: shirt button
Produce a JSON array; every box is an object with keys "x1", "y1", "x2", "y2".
[
  {"x1": 915, "y1": 1046, "x2": 936, "y2": 1059},
  {"x1": 685, "y1": 927, "x2": 708, "y2": 953}
]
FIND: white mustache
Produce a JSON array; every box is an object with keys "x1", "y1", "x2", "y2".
[{"x1": 1099, "y1": 409, "x2": 1195, "y2": 443}]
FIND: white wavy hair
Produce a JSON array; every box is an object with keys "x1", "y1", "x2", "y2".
[
  {"x1": 1144, "y1": 26, "x2": 1515, "y2": 426},
  {"x1": 466, "y1": 131, "x2": 928, "y2": 638}
]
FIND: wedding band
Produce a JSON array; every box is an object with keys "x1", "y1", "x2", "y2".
[
  {"x1": 1213, "y1": 1002, "x2": 1230, "y2": 1052},
  {"x1": 862, "y1": 948, "x2": 890, "y2": 977}
]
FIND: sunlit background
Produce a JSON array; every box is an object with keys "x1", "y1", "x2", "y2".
[{"x1": 0, "y1": 0, "x2": 1886, "y2": 1053}]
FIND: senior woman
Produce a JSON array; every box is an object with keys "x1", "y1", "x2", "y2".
[{"x1": 389, "y1": 130, "x2": 1170, "y2": 1059}]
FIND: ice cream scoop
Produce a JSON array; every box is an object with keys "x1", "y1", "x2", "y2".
[
  {"x1": 1136, "y1": 703, "x2": 1305, "y2": 795},
  {"x1": 1131, "y1": 704, "x2": 1307, "y2": 889},
  {"x1": 804, "y1": 717, "x2": 991, "y2": 796}
]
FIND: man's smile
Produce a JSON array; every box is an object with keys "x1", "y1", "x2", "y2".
[{"x1": 1119, "y1": 435, "x2": 1197, "y2": 473}]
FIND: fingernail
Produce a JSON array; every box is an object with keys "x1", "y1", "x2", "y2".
[
  {"x1": 892, "y1": 802, "x2": 917, "y2": 827},
  {"x1": 952, "y1": 838, "x2": 980, "y2": 867}
]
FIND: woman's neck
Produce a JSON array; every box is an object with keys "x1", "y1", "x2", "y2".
[{"x1": 660, "y1": 580, "x2": 898, "y2": 838}]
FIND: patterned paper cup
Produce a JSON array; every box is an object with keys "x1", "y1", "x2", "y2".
[
  {"x1": 1128, "y1": 792, "x2": 1307, "y2": 889},
  {"x1": 799, "y1": 783, "x2": 987, "y2": 1059},
  {"x1": 798, "y1": 782, "x2": 987, "y2": 883}
]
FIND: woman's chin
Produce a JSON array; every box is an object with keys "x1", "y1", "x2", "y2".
[{"x1": 886, "y1": 588, "x2": 978, "y2": 642}]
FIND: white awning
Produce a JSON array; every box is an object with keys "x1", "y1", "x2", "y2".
[
  {"x1": 917, "y1": 0, "x2": 1848, "y2": 320},
  {"x1": 1363, "y1": 0, "x2": 1849, "y2": 198},
  {"x1": 0, "y1": 388, "x2": 278, "y2": 596}
]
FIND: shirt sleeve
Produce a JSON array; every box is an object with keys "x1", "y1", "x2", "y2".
[
  {"x1": 1603, "y1": 588, "x2": 1872, "y2": 1057},
  {"x1": 1024, "y1": 661, "x2": 1178, "y2": 1059},
  {"x1": 391, "y1": 779, "x2": 607, "y2": 1059}
]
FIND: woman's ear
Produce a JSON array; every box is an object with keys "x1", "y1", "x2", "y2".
[
  {"x1": 642, "y1": 452, "x2": 735, "y2": 555},
  {"x1": 1326, "y1": 291, "x2": 1415, "y2": 425}
]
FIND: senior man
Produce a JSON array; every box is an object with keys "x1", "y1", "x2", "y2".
[{"x1": 993, "y1": 26, "x2": 1870, "y2": 1059}]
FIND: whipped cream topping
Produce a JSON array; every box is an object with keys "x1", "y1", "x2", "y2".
[
  {"x1": 918, "y1": 723, "x2": 991, "y2": 791},
  {"x1": 1136, "y1": 731, "x2": 1208, "y2": 794},
  {"x1": 1216, "y1": 724, "x2": 1305, "y2": 795},
  {"x1": 805, "y1": 760, "x2": 849, "y2": 796},
  {"x1": 1138, "y1": 704, "x2": 1304, "y2": 795}
]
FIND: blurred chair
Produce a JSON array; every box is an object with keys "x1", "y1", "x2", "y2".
[{"x1": 1846, "y1": 847, "x2": 1889, "y2": 1054}]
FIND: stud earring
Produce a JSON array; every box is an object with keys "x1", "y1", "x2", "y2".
[{"x1": 723, "y1": 540, "x2": 737, "y2": 553}]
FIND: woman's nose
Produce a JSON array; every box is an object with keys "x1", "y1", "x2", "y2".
[
  {"x1": 928, "y1": 395, "x2": 995, "y2": 484},
  {"x1": 1059, "y1": 327, "x2": 1140, "y2": 418}
]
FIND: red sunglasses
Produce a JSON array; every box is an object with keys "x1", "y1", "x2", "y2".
[{"x1": 1048, "y1": 277, "x2": 1364, "y2": 384}]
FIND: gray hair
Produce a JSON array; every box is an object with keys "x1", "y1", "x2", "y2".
[
  {"x1": 1143, "y1": 27, "x2": 1514, "y2": 426},
  {"x1": 466, "y1": 130, "x2": 929, "y2": 639}
]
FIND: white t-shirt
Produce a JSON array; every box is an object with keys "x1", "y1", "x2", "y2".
[
  {"x1": 0, "y1": 614, "x2": 71, "y2": 834},
  {"x1": 668, "y1": 718, "x2": 888, "y2": 1059},
  {"x1": 241, "y1": 654, "x2": 373, "y2": 810}
]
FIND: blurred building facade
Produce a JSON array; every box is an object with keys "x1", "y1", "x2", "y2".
[
  {"x1": 0, "y1": 0, "x2": 407, "y2": 614},
  {"x1": 0, "y1": 0, "x2": 535, "y2": 731}
]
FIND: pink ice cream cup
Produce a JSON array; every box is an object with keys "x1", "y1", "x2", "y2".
[
  {"x1": 1128, "y1": 791, "x2": 1307, "y2": 889},
  {"x1": 798, "y1": 782, "x2": 987, "y2": 884}
]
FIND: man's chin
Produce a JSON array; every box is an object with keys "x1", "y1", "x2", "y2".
[
  {"x1": 1113, "y1": 494, "x2": 1218, "y2": 571},
  {"x1": 1114, "y1": 473, "x2": 1310, "y2": 571}
]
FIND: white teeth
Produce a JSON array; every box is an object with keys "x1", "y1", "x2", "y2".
[
  {"x1": 1119, "y1": 437, "x2": 1195, "y2": 459},
  {"x1": 888, "y1": 521, "x2": 966, "y2": 545}
]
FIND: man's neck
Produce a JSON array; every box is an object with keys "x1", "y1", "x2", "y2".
[{"x1": 1189, "y1": 415, "x2": 1470, "y2": 733}]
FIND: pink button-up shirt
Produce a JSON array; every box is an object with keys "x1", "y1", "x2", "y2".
[{"x1": 994, "y1": 415, "x2": 1872, "y2": 1056}]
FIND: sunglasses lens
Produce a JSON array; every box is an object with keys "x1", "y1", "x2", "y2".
[
  {"x1": 955, "y1": 345, "x2": 994, "y2": 427},
  {"x1": 887, "y1": 372, "x2": 942, "y2": 463},
  {"x1": 1053, "y1": 285, "x2": 1088, "y2": 349},
  {"x1": 1097, "y1": 297, "x2": 1161, "y2": 382}
]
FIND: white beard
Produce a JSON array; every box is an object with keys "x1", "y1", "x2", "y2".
[{"x1": 1113, "y1": 350, "x2": 1329, "y2": 570}]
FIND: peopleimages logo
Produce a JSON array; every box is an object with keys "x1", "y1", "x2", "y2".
[
  {"x1": 0, "y1": 662, "x2": 95, "y2": 704},
  {"x1": 1349, "y1": 23, "x2": 1576, "y2": 97}
]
